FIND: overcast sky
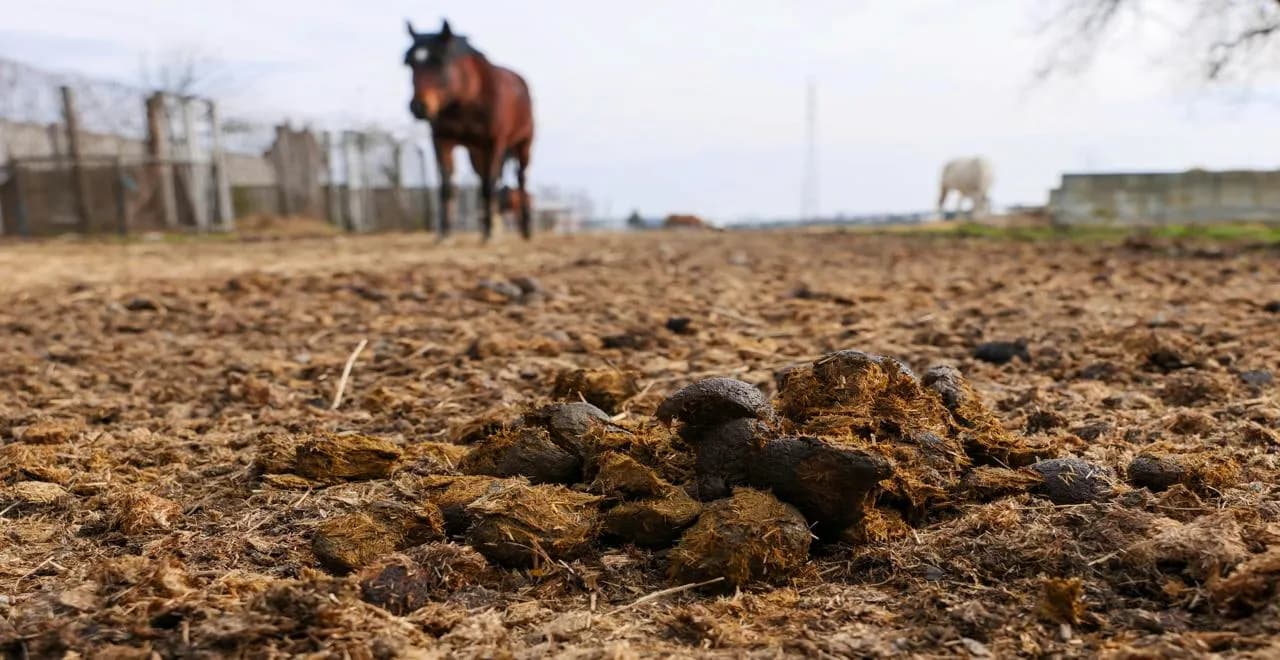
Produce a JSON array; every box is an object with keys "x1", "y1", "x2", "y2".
[{"x1": 3, "y1": 0, "x2": 1279, "y2": 221}]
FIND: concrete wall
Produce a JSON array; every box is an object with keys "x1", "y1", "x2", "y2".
[
  {"x1": 1049, "y1": 169, "x2": 1280, "y2": 226},
  {"x1": 0, "y1": 119, "x2": 274, "y2": 187}
]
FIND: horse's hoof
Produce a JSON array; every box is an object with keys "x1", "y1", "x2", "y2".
[{"x1": 434, "y1": 234, "x2": 456, "y2": 246}]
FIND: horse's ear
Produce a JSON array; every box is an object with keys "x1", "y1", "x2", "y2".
[
  {"x1": 440, "y1": 19, "x2": 453, "y2": 38},
  {"x1": 406, "y1": 20, "x2": 418, "y2": 39}
]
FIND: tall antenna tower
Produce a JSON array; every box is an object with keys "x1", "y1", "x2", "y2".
[{"x1": 801, "y1": 78, "x2": 818, "y2": 222}]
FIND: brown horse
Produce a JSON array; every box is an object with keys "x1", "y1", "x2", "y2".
[
  {"x1": 405, "y1": 19, "x2": 535, "y2": 241},
  {"x1": 498, "y1": 185, "x2": 532, "y2": 222}
]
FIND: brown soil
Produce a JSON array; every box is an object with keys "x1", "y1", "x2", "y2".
[{"x1": 2, "y1": 229, "x2": 1279, "y2": 658}]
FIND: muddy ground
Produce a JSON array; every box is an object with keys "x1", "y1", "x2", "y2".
[{"x1": 2, "y1": 228, "x2": 1279, "y2": 658}]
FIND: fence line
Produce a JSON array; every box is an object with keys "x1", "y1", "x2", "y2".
[{"x1": 0, "y1": 55, "x2": 589, "y2": 237}]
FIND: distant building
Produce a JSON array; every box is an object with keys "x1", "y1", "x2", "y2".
[{"x1": 1048, "y1": 169, "x2": 1280, "y2": 226}]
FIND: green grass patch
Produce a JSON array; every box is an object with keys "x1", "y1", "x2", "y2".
[{"x1": 933, "y1": 221, "x2": 1280, "y2": 245}]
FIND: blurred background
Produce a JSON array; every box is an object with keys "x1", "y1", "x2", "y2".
[{"x1": 2, "y1": 0, "x2": 1279, "y2": 234}]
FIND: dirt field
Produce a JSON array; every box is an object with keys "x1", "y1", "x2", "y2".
[{"x1": 2, "y1": 228, "x2": 1279, "y2": 658}]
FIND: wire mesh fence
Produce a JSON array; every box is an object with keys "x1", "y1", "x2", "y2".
[{"x1": 0, "y1": 55, "x2": 586, "y2": 237}]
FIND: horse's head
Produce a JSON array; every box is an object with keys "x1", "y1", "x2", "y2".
[{"x1": 405, "y1": 19, "x2": 484, "y2": 121}]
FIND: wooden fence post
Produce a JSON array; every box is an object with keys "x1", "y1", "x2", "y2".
[
  {"x1": 182, "y1": 97, "x2": 211, "y2": 231},
  {"x1": 146, "y1": 93, "x2": 179, "y2": 229},
  {"x1": 271, "y1": 124, "x2": 293, "y2": 217},
  {"x1": 340, "y1": 132, "x2": 358, "y2": 231},
  {"x1": 208, "y1": 101, "x2": 234, "y2": 230},
  {"x1": 391, "y1": 140, "x2": 407, "y2": 227},
  {"x1": 322, "y1": 131, "x2": 340, "y2": 226},
  {"x1": 12, "y1": 161, "x2": 29, "y2": 238},
  {"x1": 113, "y1": 155, "x2": 129, "y2": 235},
  {"x1": 414, "y1": 143, "x2": 434, "y2": 232},
  {"x1": 355, "y1": 133, "x2": 371, "y2": 231},
  {"x1": 0, "y1": 120, "x2": 6, "y2": 235},
  {"x1": 46, "y1": 124, "x2": 62, "y2": 159},
  {"x1": 60, "y1": 86, "x2": 91, "y2": 233}
]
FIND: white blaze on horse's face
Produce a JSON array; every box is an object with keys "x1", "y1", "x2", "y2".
[{"x1": 413, "y1": 48, "x2": 429, "y2": 63}]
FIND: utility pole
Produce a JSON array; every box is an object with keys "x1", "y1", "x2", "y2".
[{"x1": 801, "y1": 78, "x2": 818, "y2": 223}]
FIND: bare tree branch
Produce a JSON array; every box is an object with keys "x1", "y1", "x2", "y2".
[
  {"x1": 139, "y1": 47, "x2": 231, "y2": 97},
  {"x1": 1035, "y1": 0, "x2": 1280, "y2": 84}
]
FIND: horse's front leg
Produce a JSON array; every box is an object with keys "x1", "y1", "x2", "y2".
[
  {"x1": 433, "y1": 137, "x2": 458, "y2": 241},
  {"x1": 469, "y1": 143, "x2": 506, "y2": 243},
  {"x1": 515, "y1": 140, "x2": 533, "y2": 240}
]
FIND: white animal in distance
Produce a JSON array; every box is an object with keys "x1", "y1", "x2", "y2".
[{"x1": 937, "y1": 157, "x2": 994, "y2": 218}]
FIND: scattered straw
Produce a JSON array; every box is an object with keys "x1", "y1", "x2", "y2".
[
  {"x1": 607, "y1": 577, "x2": 725, "y2": 615},
  {"x1": 331, "y1": 338, "x2": 369, "y2": 410}
]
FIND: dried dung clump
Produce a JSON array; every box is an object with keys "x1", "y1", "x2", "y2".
[
  {"x1": 591, "y1": 451, "x2": 703, "y2": 546},
  {"x1": 1211, "y1": 548, "x2": 1280, "y2": 614},
  {"x1": 1127, "y1": 451, "x2": 1241, "y2": 494},
  {"x1": 668, "y1": 488, "x2": 811, "y2": 591},
  {"x1": 466, "y1": 483, "x2": 601, "y2": 567},
  {"x1": 2, "y1": 480, "x2": 70, "y2": 508},
  {"x1": 295, "y1": 432, "x2": 402, "y2": 482},
  {"x1": 253, "y1": 431, "x2": 303, "y2": 475},
  {"x1": 1123, "y1": 512, "x2": 1249, "y2": 585},
  {"x1": 590, "y1": 451, "x2": 668, "y2": 500},
  {"x1": 312, "y1": 502, "x2": 445, "y2": 573},
  {"x1": 414, "y1": 474, "x2": 530, "y2": 535},
  {"x1": 775, "y1": 351, "x2": 966, "y2": 517},
  {"x1": 1037, "y1": 577, "x2": 1086, "y2": 625},
  {"x1": 657, "y1": 377, "x2": 775, "y2": 432},
  {"x1": 16, "y1": 419, "x2": 83, "y2": 444},
  {"x1": 1029, "y1": 458, "x2": 1118, "y2": 504},
  {"x1": 106, "y1": 488, "x2": 182, "y2": 535},
  {"x1": 458, "y1": 401, "x2": 621, "y2": 485},
  {"x1": 0, "y1": 443, "x2": 72, "y2": 484},
  {"x1": 750, "y1": 434, "x2": 890, "y2": 538},
  {"x1": 603, "y1": 490, "x2": 703, "y2": 548},
  {"x1": 775, "y1": 350, "x2": 929, "y2": 430},
  {"x1": 681, "y1": 417, "x2": 767, "y2": 501},
  {"x1": 583, "y1": 420, "x2": 692, "y2": 487},
  {"x1": 961, "y1": 466, "x2": 1044, "y2": 501},
  {"x1": 459, "y1": 426, "x2": 581, "y2": 484},
  {"x1": 399, "y1": 440, "x2": 471, "y2": 474},
  {"x1": 552, "y1": 368, "x2": 640, "y2": 414},
  {"x1": 840, "y1": 506, "x2": 913, "y2": 544},
  {"x1": 660, "y1": 352, "x2": 1048, "y2": 537},
  {"x1": 355, "y1": 543, "x2": 490, "y2": 615},
  {"x1": 973, "y1": 339, "x2": 1031, "y2": 365},
  {"x1": 521, "y1": 401, "x2": 617, "y2": 456},
  {"x1": 658, "y1": 374, "x2": 891, "y2": 535},
  {"x1": 924, "y1": 365, "x2": 1057, "y2": 466}
]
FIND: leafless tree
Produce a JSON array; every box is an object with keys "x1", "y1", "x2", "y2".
[
  {"x1": 139, "y1": 47, "x2": 231, "y2": 97},
  {"x1": 1036, "y1": 0, "x2": 1280, "y2": 82}
]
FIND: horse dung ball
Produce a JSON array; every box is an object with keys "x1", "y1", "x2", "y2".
[
  {"x1": 295, "y1": 433, "x2": 402, "y2": 482},
  {"x1": 419, "y1": 475, "x2": 530, "y2": 535},
  {"x1": 656, "y1": 377, "x2": 775, "y2": 435},
  {"x1": 312, "y1": 502, "x2": 445, "y2": 573},
  {"x1": 602, "y1": 489, "x2": 703, "y2": 548},
  {"x1": 668, "y1": 488, "x2": 811, "y2": 591},
  {"x1": 552, "y1": 368, "x2": 639, "y2": 415},
  {"x1": 465, "y1": 483, "x2": 601, "y2": 567},
  {"x1": 750, "y1": 435, "x2": 892, "y2": 538},
  {"x1": 356, "y1": 543, "x2": 490, "y2": 615},
  {"x1": 459, "y1": 426, "x2": 581, "y2": 485},
  {"x1": 690, "y1": 417, "x2": 771, "y2": 501},
  {"x1": 1029, "y1": 458, "x2": 1117, "y2": 504}
]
